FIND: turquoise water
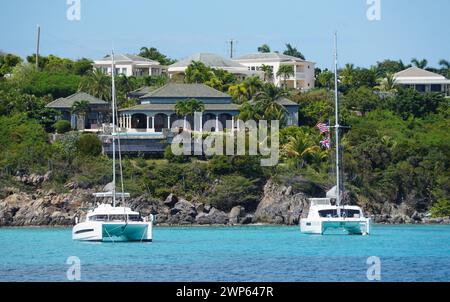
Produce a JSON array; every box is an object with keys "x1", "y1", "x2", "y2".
[{"x1": 0, "y1": 225, "x2": 449, "y2": 282}]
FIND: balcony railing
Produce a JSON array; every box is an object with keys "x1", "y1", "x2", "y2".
[{"x1": 290, "y1": 72, "x2": 305, "y2": 79}]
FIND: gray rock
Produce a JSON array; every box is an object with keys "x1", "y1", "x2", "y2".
[
  {"x1": 103, "y1": 182, "x2": 114, "y2": 192},
  {"x1": 240, "y1": 214, "x2": 254, "y2": 225},
  {"x1": 203, "y1": 204, "x2": 212, "y2": 213},
  {"x1": 165, "y1": 199, "x2": 197, "y2": 225},
  {"x1": 195, "y1": 203, "x2": 205, "y2": 213},
  {"x1": 164, "y1": 194, "x2": 179, "y2": 208},
  {"x1": 228, "y1": 206, "x2": 246, "y2": 224},
  {"x1": 195, "y1": 208, "x2": 229, "y2": 225},
  {"x1": 254, "y1": 179, "x2": 309, "y2": 225}
]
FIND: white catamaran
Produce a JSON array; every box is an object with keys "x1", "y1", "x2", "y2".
[
  {"x1": 72, "y1": 52, "x2": 153, "y2": 242},
  {"x1": 300, "y1": 34, "x2": 371, "y2": 235}
]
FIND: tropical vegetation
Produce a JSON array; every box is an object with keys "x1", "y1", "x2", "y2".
[{"x1": 0, "y1": 48, "x2": 449, "y2": 217}]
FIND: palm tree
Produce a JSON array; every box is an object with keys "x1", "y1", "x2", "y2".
[
  {"x1": 439, "y1": 59, "x2": 450, "y2": 69},
  {"x1": 254, "y1": 84, "x2": 288, "y2": 121},
  {"x1": 185, "y1": 61, "x2": 213, "y2": 83},
  {"x1": 282, "y1": 129, "x2": 321, "y2": 168},
  {"x1": 260, "y1": 64, "x2": 273, "y2": 82},
  {"x1": 79, "y1": 68, "x2": 111, "y2": 101},
  {"x1": 175, "y1": 98, "x2": 205, "y2": 128},
  {"x1": 340, "y1": 63, "x2": 355, "y2": 86},
  {"x1": 374, "y1": 72, "x2": 398, "y2": 93},
  {"x1": 411, "y1": 58, "x2": 428, "y2": 69},
  {"x1": 139, "y1": 47, "x2": 157, "y2": 59},
  {"x1": 439, "y1": 59, "x2": 450, "y2": 78},
  {"x1": 186, "y1": 98, "x2": 205, "y2": 114},
  {"x1": 139, "y1": 47, "x2": 175, "y2": 65},
  {"x1": 309, "y1": 150, "x2": 329, "y2": 171},
  {"x1": 283, "y1": 43, "x2": 305, "y2": 60},
  {"x1": 317, "y1": 70, "x2": 334, "y2": 89},
  {"x1": 71, "y1": 100, "x2": 90, "y2": 130},
  {"x1": 276, "y1": 65, "x2": 294, "y2": 88},
  {"x1": 258, "y1": 44, "x2": 271, "y2": 53},
  {"x1": 228, "y1": 84, "x2": 248, "y2": 104},
  {"x1": 205, "y1": 77, "x2": 223, "y2": 91},
  {"x1": 174, "y1": 100, "x2": 191, "y2": 117},
  {"x1": 116, "y1": 74, "x2": 137, "y2": 95},
  {"x1": 242, "y1": 76, "x2": 263, "y2": 100}
]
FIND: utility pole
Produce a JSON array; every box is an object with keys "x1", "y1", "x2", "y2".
[
  {"x1": 36, "y1": 25, "x2": 41, "y2": 70},
  {"x1": 229, "y1": 39, "x2": 235, "y2": 59}
]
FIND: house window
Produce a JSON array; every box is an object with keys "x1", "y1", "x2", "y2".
[
  {"x1": 430, "y1": 84, "x2": 442, "y2": 92},
  {"x1": 415, "y1": 84, "x2": 426, "y2": 92},
  {"x1": 122, "y1": 68, "x2": 127, "y2": 74},
  {"x1": 251, "y1": 66, "x2": 256, "y2": 71}
]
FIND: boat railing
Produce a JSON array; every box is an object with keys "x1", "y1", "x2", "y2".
[{"x1": 309, "y1": 198, "x2": 332, "y2": 206}]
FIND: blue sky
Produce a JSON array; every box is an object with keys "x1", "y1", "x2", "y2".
[{"x1": 0, "y1": 0, "x2": 449, "y2": 69}]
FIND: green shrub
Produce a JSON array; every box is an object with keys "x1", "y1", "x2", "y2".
[
  {"x1": 207, "y1": 175, "x2": 260, "y2": 211},
  {"x1": 154, "y1": 187, "x2": 172, "y2": 200},
  {"x1": 53, "y1": 120, "x2": 72, "y2": 134},
  {"x1": 430, "y1": 200, "x2": 450, "y2": 218},
  {"x1": 0, "y1": 114, "x2": 52, "y2": 173},
  {"x1": 76, "y1": 134, "x2": 102, "y2": 157},
  {"x1": 163, "y1": 145, "x2": 190, "y2": 163},
  {"x1": 207, "y1": 155, "x2": 233, "y2": 175}
]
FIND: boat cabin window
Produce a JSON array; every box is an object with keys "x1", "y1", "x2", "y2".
[
  {"x1": 89, "y1": 215, "x2": 108, "y2": 221},
  {"x1": 128, "y1": 214, "x2": 141, "y2": 222},
  {"x1": 343, "y1": 209, "x2": 362, "y2": 218},
  {"x1": 89, "y1": 214, "x2": 142, "y2": 222},
  {"x1": 109, "y1": 215, "x2": 126, "y2": 221},
  {"x1": 319, "y1": 210, "x2": 338, "y2": 218},
  {"x1": 318, "y1": 209, "x2": 362, "y2": 218}
]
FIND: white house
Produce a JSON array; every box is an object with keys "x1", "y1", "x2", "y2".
[
  {"x1": 233, "y1": 53, "x2": 316, "y2": 90},
  {"x1": 167, "y1": 53, "x2": 263, "y2": 80},
  {"x1": 393, "y1": 67, "x2": 450, "y2": 97},
  {"x1": 93, "y1": 54, "x2": 166, "y2": 77}
]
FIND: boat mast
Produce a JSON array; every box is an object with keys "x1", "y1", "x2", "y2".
[
  {"x1": 111, "y1": 51, "x2": 117, "y2": 208},
  {"x1": 334, "y1": 32, "x2": 342, "y2": 215}
]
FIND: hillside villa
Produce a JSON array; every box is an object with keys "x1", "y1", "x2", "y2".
[
  {"x1": 167, "y1": 53, "x2": 263, "y2": 80},
  {"x1": 92, "y1": 52, "x2": 316, "y2": 92},
  {"x1": 93, "y1": 54, "x2": 167, "y2": 77},
  {"x1": 232, "y1": 53, "x2": 316, "y2": 91},
  {"x1": 98, "y1": 83, "x2": 299, "y2": 155},
  {"x1": 118, "y1": 83, "x2": 299, "y2": 134},
  {"x1": 46, "y1": 92, "x2": 109, "y2": 130},
  {"x1": 393, "y1": 67, "x2": 450, "y2": 97}
]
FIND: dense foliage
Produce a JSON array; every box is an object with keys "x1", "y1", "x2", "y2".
[{"x1": 0, "y1": 50, "x2": 449, "y2": 217}]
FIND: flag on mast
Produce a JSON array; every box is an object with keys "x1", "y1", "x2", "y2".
[
  {"x1": 320, "y1": 136, "x2": 331, "y2": 149},
  {"x1": 316, "y1": 122, "x2": 330, "y2": 134}
]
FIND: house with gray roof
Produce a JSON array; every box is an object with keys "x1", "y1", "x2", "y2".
[
  {"x1": 393, "y1": 67, "x2": 450, "y2": 97},
  {"x1": 233, "y1": 52, "x2": 316, "y2": 91},
  {"x1": 119, "y1": 83, "x2": 239, "y2": 133},
  {"x1": 168, "y1": 53, "x2": 263, "y2": 80},
  {"x1": 93, "y1": 53, "x2": 166, "y2": 77},
  {"x1": 46, "y1": 92, "x2": 109, "y2": 130},
  {"x1": 100, "y1": 83, "x2": 300, "y2": 155},
  {"x1": 118, "y1": 83, "x2": 299, "y2": 133}
]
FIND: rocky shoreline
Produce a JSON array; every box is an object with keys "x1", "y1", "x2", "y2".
[{"x1": 0, "y1": 176, "x2": 448, "y2": 227}]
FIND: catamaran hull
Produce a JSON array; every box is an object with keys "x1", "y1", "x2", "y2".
[
  {"x1": 72, "y1": 222, "x2": 153, "y2": 242},
  {"x1": 300, "y1": 218, "x2": 371, "y2": 235}
]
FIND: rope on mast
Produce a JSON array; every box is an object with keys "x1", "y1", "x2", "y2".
[
  {"x1": 111, "y1": 51, "x2": 117, "y2": 208},
  {"x1": 334, "y1": 32, "x2": 342, "y2": 217}
]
